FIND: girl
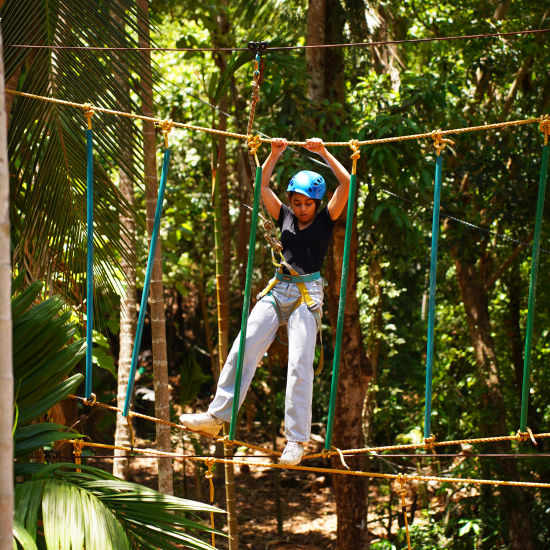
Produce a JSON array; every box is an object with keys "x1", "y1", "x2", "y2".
[{"x1": 180, "y1": 137, "x2": 351, "y2": 465}]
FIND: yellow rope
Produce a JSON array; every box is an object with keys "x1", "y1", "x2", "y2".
[
  {"x1": 396, "y1": 474, "x2": 412, "y2": 550},
  {"x1": 6, "y1": 89, "x2": 543, "y2": 148},
  {"x1": 204, "y1": 457, "x2": 217, "y2": 548},
  {"x1": 431, "y1": 129, "x2": 455, "y2": 156},
  {"x1": 396, "y1": 474, "x2": 411, "y2": 550},
  {"x1": 72, "y1": 439, "x2": 85, "y2": 472},
  {"x1": 540, "y1": 114, "x2": 550, "y2": 145},
  {"x1": 64, "y1": 439, "x2": 550, "y2": 490},
  {"x1": 160, "y1": 118, "x2": 173, "y2": 149},
  {"x1": 349, "y1": 139, "x2": 361, "y2": 175},
  {"x1": 83, "y1": 103, "x2": 94, "y2": 130},
  {"x1": 68, "y1": 395, "x2": 550, "y2": 462}
]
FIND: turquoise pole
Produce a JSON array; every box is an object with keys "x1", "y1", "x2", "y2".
[
  {"x1": 85, "y1": 128, "x2": 94, "y2": 399},
  {"x1": 228, "y1": 166, "x2": 263, "y2": 440},
  {"x1": 424, "y1": 154, "x2": 443, "y2": 439},
  {"x1": 123, "y1": 148, "x2": 171, "y2": 417}
]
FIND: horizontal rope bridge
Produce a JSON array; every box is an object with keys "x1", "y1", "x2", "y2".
[
  {"x1": 5, "y1": 89, "x2": 546, "y2": 148},
  {"x1": 67, "y1": 394, "x2": 549, "y2": 466}
]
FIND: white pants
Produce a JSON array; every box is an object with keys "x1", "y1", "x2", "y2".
[{"x1": 208, "y1": 279, "x2": 324, "y2": 442}]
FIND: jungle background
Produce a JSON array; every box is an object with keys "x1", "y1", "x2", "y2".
[{"x1": 4, "y1": 0, "x2": 550, "y2": 549}]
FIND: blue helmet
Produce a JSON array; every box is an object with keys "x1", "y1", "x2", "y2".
[{"x1": 286, "y1": 170, "x2": 326, "y2": 200}]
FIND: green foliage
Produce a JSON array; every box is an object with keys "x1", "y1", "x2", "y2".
[
  {"x1": 7, "y1": 0, "x2": 550, "y2": 546},
  {"x1": 11, "y1": 283, "x2": 223, "y2": 549},
  {"x1": 14, "y1": 464, "x2": 223, "y2": 550},
  {"x1": 12, "y1": 281, "x2": 85, "y2": 455}
]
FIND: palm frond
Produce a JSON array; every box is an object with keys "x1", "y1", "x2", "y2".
[
  {"x1": 2, "y1": 0, "x2": 157, "y2": 316},
  {"x1": 16, "y1": 464, "x2": 222, "y2": 550},
  {"x1": 12, "y1": 518, "x2": 38, "y2": 550}
]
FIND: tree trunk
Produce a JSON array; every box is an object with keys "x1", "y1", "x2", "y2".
[
  {"x1": 111, "y1": 8, "x2": 136, "y2": 481},
  {"x1": 306, "y1": 0, "x2": 326, "y2": 103},
  {"x1": 0, "y1": 25, "x2": 13, "y2": 550},
  {"x1": 305, "y1": 2, "x2": 372, "y2": 547},
  {"x1": 210, "y1": 8, "x2": 239, "y2": 544},
  {"x1": 327, "y1": 216, "x2": 372, "y2": 550},
  {"x1": 454, "y1": 255, "x2": 538, "y2": 550},
  {"x1": 137, "y1": 0, "x2": 173, "y2": 495}
]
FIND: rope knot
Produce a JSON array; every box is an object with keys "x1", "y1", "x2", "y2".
[
  {"x1": 247, "y1": 134, "x2": 262, "y2": 156},
  {"x1": 251, "y1": 79, "x2": 261, "y2": 101},
  {"x1": 348, "y1": 139, "x2": 361, "y2": 160},
  {"x1": 321, "y1": 448, "x2": 332, "y2": 460},
  {"x1": 396, "y1": 473, "x2": 408, "y2": 497},
  {"x1": 84, "y1": 392, "x2": 97, "y2": 406},
  {"x1": 160, "y1": 119, "x2": 173, "y2": 148},
  {"x1": 431, "y1": 129, "x2": 455, "y2": 155},
  {"x1": 83, "y1": 104, "x2": 94, "y2": 129},
  {"x1": 516, "y1": 427, "x2": 538, "y2": 445},
  {"x1": 539, "y1": 115, "x2": 550, "y2": 145},
  {"x1": 73, "y1": 439, "x2": 85, "y2": 455},
  {"x1": 204, "y1": 457, "x2": 216, "y2": 478},
  {"x1": 221, "y1": 435, "x2": 234, "y2": 447},
  {"x1": 423, "y1": 434, "x2": 436, "y2": 450}
]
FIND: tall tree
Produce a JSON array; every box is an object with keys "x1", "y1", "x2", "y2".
[
  {"x1": 306, "y1": 1, "x2": 372, "y2": 548},
  {"x1": 0, "y1": 23, "x2": 13, "y2": 550},
  {"x1": 137, "y1": 0, "x2": 173, "y2": 495},
  {"x1": 112, "y1": 9, "x2": 137, "y2": 481}
]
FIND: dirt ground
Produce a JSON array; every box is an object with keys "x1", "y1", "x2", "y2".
[
  {"x1": 124, "y1": 422, "x2": 413, "y2": 550},
  {"x1": 129, "y1": 431, "x2": 340, "y2": 549}
]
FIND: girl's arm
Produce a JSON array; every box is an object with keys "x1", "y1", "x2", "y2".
[
  {"x1": 259, "y1": 138, "x2": 287, "y2": 220},
  {"x1": 305, "y1": 138, "x2": 351, "y2": 220}
]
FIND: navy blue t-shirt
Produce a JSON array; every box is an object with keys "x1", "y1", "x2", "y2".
[{"x1": 277, "y1": 204, "x2": 335, "y2": 275}]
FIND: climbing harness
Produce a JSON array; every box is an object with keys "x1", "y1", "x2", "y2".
[{"x1": 257, "y1": 269, "x2": 325, "y2": 374}]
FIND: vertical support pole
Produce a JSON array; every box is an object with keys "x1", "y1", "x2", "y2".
[
  {"x1": 325, "y1": 142, "x2": 360, "y2": 450},
  {"x1": 519, "y1": 132, "x2": 549, "y2": 432},
  {"x1": 85, "y1": 109, "x2": 94, "y2": 400},
  {"x1": 228, "y1": 165, "x2": 263, "y2": 441},
  {"x1": 123, "y1": 145, "x2": 171, "y2": 417},
  {"x1": 423, "y1": 153, "x2": 444, "y2": 439}
]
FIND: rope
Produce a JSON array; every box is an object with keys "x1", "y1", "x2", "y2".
[
  {"x1": 396, "y1": 474, "x2": 412, "y2": 550},
  {"x1": 5, "y1": 89, "x2": 544, "y2": 148},
  {"x1": 64, "y1": 439, "x2": 550, "y2": 490},
  {"x1": 68, "y1": 395, "x2": 281, "y2": 456},
  {"x1": 5, "y1": 27, "x2": 550, "y2": 53},
  {"x1": 72, "y1": 439, "x2": 85, "y2": 472},
  {"x1": 204, "y1": 458, "x2": 217, "y2": 548},
  {"x1": 69, "y1": 394, "x2": 550, "y2": 461}
]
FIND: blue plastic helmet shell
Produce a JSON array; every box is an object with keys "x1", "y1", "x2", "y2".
[{"x1": 287, "y1": 170, "x2": 326, "y2": 200}]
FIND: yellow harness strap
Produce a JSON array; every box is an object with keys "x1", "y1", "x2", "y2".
[{"x1": 258, "y1": 268, "x2": 324, "y2": 373}]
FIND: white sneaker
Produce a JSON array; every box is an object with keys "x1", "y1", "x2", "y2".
[
  {"x1": 279, "y1": 441, "x2": 304, "y2": 466},
  {"x1": 179, "y1": 412, "x2": 223, "y2": 437}
]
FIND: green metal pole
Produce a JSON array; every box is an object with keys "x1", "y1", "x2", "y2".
[
  {"x1": 424, "y1": 154, "x2": 443, "y2": 439},
  {"x1": 325, "y1": 172, "x2": 357, "y2": 450},
  {"x1": 519, "y1": 143, "x2": 549, "y2": 432},
  {"x1": 228, "y1": 165, "x2": 263, "y2": 440}
]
